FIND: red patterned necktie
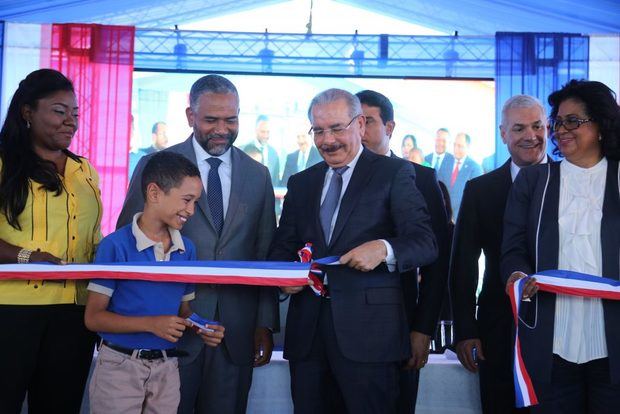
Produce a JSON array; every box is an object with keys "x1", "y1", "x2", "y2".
[{"x1": 450, "y1": 159, "x2": 461, "y2": 187}]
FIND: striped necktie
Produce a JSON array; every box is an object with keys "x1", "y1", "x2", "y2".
[
  {"x1": 206, "y1": 158, "x2": 224, "y2": 234},
  {"x1": 320, "y1": 166, "x2": 349, "y2": 243}
]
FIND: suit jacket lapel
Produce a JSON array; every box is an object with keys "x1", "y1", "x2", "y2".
[
  {"x1": 537, "y1": 163, "x2": 560, "y2": 271},
  {"x1": 309, "y1": 162, "x2": 329, "y2": 251},
  {"x1": 458, "y1": 159, "x2": 470, "y2": 184},
  {"x1": 601, "y1": 159, "x2": 620, "y2": 279},
  {"x1": 329, "y1": 149, "x2": 375, "y2": 248},
  {"x1": 220, "y1": 147, "x2": 247, "y2": 240},
  {"x1": 498, "y1": 160, "x2": 513, "y2": 193},
  {"x1": 440, "y1": 155, "x2": 454, "y2": 183},
  {"x1": 179, "y1": 136, "x2": 218, "y2": 233}
]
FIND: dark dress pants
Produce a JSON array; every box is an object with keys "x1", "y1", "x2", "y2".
[
  {"x1": 178, "y1": 335, "x2": 253, "y2": 414},
  {"x1": 531, "y1": 355, "x2": 620, "y2": 414},
  {"x1": 0, "y1": 304, "x2": 96, "y2": 414},
  {"x1": 289, "y1": 298, "x2": 401, "y2": 414},
  {"x1": 397, "y1": 367, "x2": 419, "y2": 414},
  {"x1": 478, "y1": 317, "x2": 529, "y2": 414}
]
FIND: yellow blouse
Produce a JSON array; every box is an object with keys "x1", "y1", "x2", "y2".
[{"x1": 0, "y1": 156, "x2": 102, "y2": 305}]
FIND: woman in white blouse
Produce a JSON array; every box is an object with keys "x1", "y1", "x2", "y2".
[{"x1": 501, "y1": 79, "x2": 620, "y2": 413}]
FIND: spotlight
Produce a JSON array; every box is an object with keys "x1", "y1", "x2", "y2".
[{"x1": 259, "y1": 29, "x2": 275, "y2": 73}]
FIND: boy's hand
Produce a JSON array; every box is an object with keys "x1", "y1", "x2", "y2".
[
  {"x1": 149, "y1": 316, "x2": 190, "y2": 343},
  {"x1": 198, "y1": 324, "x2": 225, "y2": 347}
]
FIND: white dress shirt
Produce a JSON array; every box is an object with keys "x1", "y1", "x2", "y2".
[
  {"x1": 553, "y1": 157, "x2": 608, "y2": 363},
  {"x1": 297, "y1": 149, "x2": 308, "y2": 172},
  {"x1": 321, "y1": 147, "x2": 362, "y2": 241},
  {"x1": 452, "y1": 157, "x2": 464, "y2": 174},
  {"x1": 255, "y1": 138, "x2": 268, "y2": 166},
  {"x1": 320, "y1": 147, "x2": 395, "y2": 270},
  {"x1": 431, "y1": 152, "x2": 446, "y2": 170},
  {"x1": 192, "y1": 136, "x2": 232, "y2": 217},
  {"x1": 510, "y1": 155, "x2": 548, "y2": 182}
]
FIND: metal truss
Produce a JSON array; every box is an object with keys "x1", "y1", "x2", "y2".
[{"x1": 134, "y1": 28, "x2": 496, "y2": 78}]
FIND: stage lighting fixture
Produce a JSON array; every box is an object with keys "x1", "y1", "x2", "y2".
[
  {"x1": 259, "y1": 29, "x2": 275, "y2": 73},
  {"x1": 350, "y1": 30, "x2": 364, "y2": 75},
  {"x1": 173, "y1": 25, "x2": 187, "y2": 70}
]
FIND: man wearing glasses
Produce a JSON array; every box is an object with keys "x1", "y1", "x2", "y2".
[{"x1": 269, "y1": 88, "x2": 437, "y2": 413}]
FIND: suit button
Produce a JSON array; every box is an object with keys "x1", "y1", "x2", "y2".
[{"x1": 218, "y1": 250, "x2": 223, "y2": 255}]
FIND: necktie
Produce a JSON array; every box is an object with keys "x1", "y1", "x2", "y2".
[
  {"x1": 450, "y1": 159, "x2": 461, "y2": 187},
  {"x1": 320, "y1": 166, "x2": 349, "y2": 243},
  {"x1": 207, "y1": 158, "x2": 224, "y2": 234},
  {"x1": 433, "y1": 155, "x2": 440, "y2": 170}
]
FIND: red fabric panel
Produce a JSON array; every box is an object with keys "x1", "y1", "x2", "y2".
[{"x1": 50, "y1": 23, "x2": 135, "y2": 236}]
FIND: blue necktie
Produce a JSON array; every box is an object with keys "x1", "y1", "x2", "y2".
[
  {"x1": 207, "y1": 158, "x2": 224, "y2": 234},
  {"x1": 320, "y1": 166, "x2": 349, "y2": 243}
]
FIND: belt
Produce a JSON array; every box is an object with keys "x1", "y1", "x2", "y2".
[{"x1": 102, "y1": 340, "x2": 188, "y2": 360}]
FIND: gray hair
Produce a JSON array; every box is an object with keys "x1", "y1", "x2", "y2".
[
  {"x1": 189, "y1": 74, "x2": 238, "y2": 111},
  {"x1": 500, "y1": 95, "x2": 546, "y2": 128},
  {"x1": 307, "y1": 88, "x2": 361, "y2": 122}
]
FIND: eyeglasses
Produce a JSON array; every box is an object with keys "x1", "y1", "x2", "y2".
[
  {"x1": 308, "y1": 115, "x2": 361, "y2": 138},
  {"x1": 550, "y1": 116, "x2": 593, "y2": 132}
]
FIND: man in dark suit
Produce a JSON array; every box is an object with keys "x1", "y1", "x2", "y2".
[
  {"x1": 269, "y1": 88, "x2": 437, "y2": 413},
  {"x1": 356, "y1": 89, "x2": 450, "y2": 414},
  {"x1": 280, "y1": 130, "x2": 322, "y2": 186},
  {"x1": 444, "y1": 132, "x2": 483, "y2": 219},
  {"x1": 451, "y1": 95, "x2": 548, "y2": 413},
  {"x1": 243, "y1": 115, "x2": 280, "y2": 187},
  {"x1": 425, "y1": 128, "x2": 455, "y2": 184},
  {"x1": 117, "y1": 75, "x2": 278, "y2": 414}
]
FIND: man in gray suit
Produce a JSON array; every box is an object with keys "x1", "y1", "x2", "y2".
[{"x1": 117, "y1": 75, "x2": 278, "y2": 414}]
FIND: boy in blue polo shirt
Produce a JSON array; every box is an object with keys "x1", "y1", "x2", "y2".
[{"x1": 85, "y1": 152, "x2": 224, "y2": 414}]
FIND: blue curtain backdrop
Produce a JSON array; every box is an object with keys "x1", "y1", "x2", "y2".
[{"x1": 493, "y1": 32, "x2": 589, "y2": 169}]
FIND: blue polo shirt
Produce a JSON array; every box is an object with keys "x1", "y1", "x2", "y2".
[{"x1": 88, "y1": 217, "x2": 196, "y2": 350}]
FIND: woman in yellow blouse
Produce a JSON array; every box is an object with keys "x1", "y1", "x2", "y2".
[{"x1": 0, "y1": 69, "x2": 103, "y2": 413}]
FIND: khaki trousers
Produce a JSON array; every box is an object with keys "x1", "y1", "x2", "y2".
[{"x1": 89, "y1": 344, "x2": 181, "y2": 414}]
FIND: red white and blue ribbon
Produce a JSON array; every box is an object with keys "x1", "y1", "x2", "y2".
[
  {"x1": 509, "y1": 277, "x2": 539, "y2": 407},
  {"x1": 0, "y1": 260, "x2": 312, "y2": 286},
  {"x1": 509, "y1": 269, "x2": 620, "y2": 407},
  {"x1": 296, "y1": 243, "x2": 340, "y2": 297}
]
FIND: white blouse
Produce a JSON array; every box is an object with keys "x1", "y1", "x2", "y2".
[{"x1": 553, "y1": 157, "x2": 608, "y2": 363}]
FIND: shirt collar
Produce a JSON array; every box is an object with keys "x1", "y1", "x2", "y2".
[
  {"x1": 192, "y1": 135, "x2": 232, "y2": 166},
  {"x1": 562, "y1": 156, "x2": 607, "y2": 175},
  {"x1": 510, "y1": 154, "x2": 549, "y2": 182},
  {"x1": 345, "y1": 145, "x2": 364, "y2": 171},
  {"x1": 131, "y1": 212, "x2": 186, "y2": 253},
  {"x1": 64, "y1": 155, "x2": 83, "y2": 176},
  {"x1": 254, "y1": 138, "x2": 266, "y2": 150}
]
